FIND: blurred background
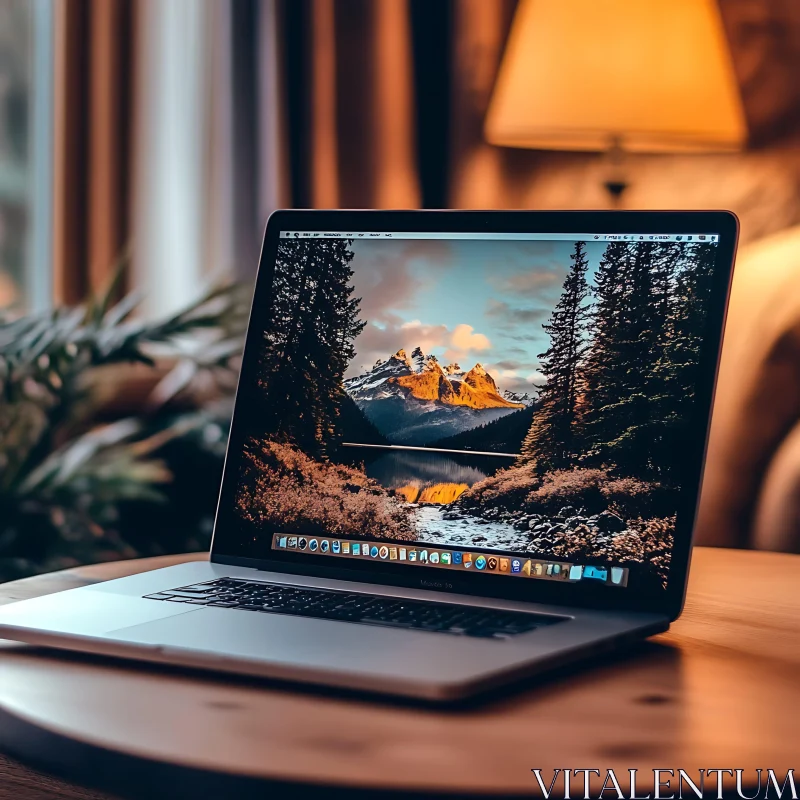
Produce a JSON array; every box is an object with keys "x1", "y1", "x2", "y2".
[{"x1": 1, "y1": 0, "x2": 800, "y2": 580}]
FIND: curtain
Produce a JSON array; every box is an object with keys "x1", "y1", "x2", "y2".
[
  {"x1": 53, "y1": 0, "x2": 134, "y2": 304},
  {"x1": 281, "y1": 0, "x2": 425, "y2": 209},
  {"x1": 50, "y1": 0, "x2": 482, "y2": 297}
]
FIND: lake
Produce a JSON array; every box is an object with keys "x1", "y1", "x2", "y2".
[{"x1": 353, "y1": 447, "x2": 508, "y2": 498}]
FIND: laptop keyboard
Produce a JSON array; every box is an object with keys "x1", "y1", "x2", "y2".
[{"x1": 143, "y1": 578, "x2": 565, "y2": 640}]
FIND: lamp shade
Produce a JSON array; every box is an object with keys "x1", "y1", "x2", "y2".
[{"x1": 485, "y1": 0, "x2": 747, "y2": 153}]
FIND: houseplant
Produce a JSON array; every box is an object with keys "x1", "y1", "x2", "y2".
[{"x1": 0, "y1": 272, "x2": 248, "y2": 580}]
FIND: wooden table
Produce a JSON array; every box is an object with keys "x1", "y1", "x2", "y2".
[{"x1": 0, "y1": 547, "x2": 798, "y2": 799}]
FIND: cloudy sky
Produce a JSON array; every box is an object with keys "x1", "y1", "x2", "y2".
[{"x1": 345, "y1": 237, "x2": 609, "y2": 395}]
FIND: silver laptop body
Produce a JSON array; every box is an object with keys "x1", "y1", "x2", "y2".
[{"x1": 0, "y1": 210, "x2": 738, "y2": 701}]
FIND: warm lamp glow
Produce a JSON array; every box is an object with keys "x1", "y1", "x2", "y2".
[{"x1": 485, "y1": 0, "x2": 747, "y2": 153}]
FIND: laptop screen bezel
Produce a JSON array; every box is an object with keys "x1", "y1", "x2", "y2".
[{"x1": 209, "y1": 209, "x2": 738, "y2": 621}]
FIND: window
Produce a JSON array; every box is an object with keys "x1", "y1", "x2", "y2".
[{"x1": 0, "y1": 0, "x2": 52, "y2": 313}]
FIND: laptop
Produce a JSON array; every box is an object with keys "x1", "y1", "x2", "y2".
[{"x1": 0, "y1": 210, "x2": 738, "y2": 701}]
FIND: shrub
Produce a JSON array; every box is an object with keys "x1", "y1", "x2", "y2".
[
  {"x1": 626, "y1": 516, "x2": 675, "y2": 586},
  {"x1": 458, "y1": 461, "x2": 540, "y2": 510},
  {"x1": 235, "y1": 438, "x2": 415, "y2": 540},
  {"x1": 461, "y1": 464, "x2": 671, "y2": 519},
  {"x1": 525, "y1": 468, "x2": 609, "y2": 514},
  {"x1": 601, "y1": 477, "x2": 675, "y2": 518}
]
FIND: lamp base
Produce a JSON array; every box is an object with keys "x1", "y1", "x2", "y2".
[
  {"x1": 602, "y1": 136, "x2": 629, "y2": 206},
  {"x1": 603, "y1": 179, "x2": 628, "y2": 204}
]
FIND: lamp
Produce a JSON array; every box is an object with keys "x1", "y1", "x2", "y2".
[{"x1": 485, "y1": 0, "x2": 747, "y2": 201}]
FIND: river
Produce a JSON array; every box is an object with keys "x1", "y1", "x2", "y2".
[{"x1": 355, "y1": 447, "x2": 533, "y2": 552}]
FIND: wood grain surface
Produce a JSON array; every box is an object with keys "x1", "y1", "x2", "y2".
[{"x1": 0, "y1": 547, "x2": 797, "y2": 797}]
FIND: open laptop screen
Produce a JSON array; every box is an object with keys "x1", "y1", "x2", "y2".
[{"x1": 230, "y1": 230, "x2": 720, "y2": 593}]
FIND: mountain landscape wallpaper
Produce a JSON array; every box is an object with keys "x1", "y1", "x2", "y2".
[{"x1": 235, "y1": 236, "x2": 717, "y2": 588}]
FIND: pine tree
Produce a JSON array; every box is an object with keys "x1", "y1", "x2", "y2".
[
  {"x1": 580, "y1": 242, "x2": 633, "y2": 455},
  {"x1": 521, "y1": 241, "x2": 591, "y2": 470},
  {"x1": 653, "y1": 242, "x2": 716, "y2": 479},
  {"x1": 257, "y1": 239, "x2": 365, "y2": 458},
  {"x1": 581, "y1": 241, "x2": 693, "y2": 480},
  {"x1": 635, "y1": 243, "x2": 686, "y2": 477},
  {"x1": 411, "y1": 346, "x2": 425, "y2": 372},
  {"x1": 667, "y1": 243, "x2": 715, "y2": 396},
  {"x1": 584, "y1": 241, "x2": 663, "y2": 476}
]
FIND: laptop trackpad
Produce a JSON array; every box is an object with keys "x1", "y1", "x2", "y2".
[
  {"x1": 108, "y1": 605, "x2": 420, "y2": 666},
  {"x1": 0, "y1": 591, "x2": 198, "y2": 638},
  {"x1": 106, "y1": 605, "x2": 505, "y2": 683}
]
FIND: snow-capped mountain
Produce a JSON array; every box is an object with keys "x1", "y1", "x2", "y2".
[
  {"x1": 344, "y1": 348, "x2": 525, "y2": 445},
  {"x1": 344, "y1": 349, "x2": 416, "y2": 400},
  {"x1": 502, "y1": 389, "x2": 535, "y2": 407},
  {"x1": 346, "y1": 349, "x2": 522, "y2": 409}
]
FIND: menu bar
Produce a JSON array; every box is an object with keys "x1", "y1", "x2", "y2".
[
  {"x1": 279, "y1": 231, "x2": 719, "y2": 244},
  {"x1": 271, "y1": 533, "x2": 628, "y2": 587}
]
